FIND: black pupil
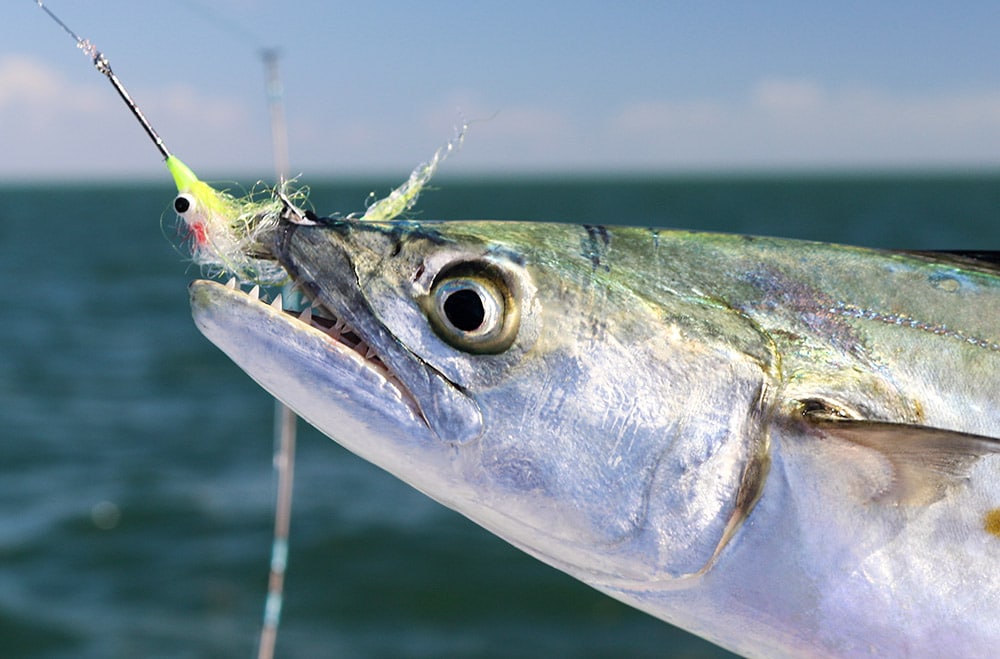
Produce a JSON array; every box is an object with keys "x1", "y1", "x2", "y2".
[
  {"x1": 174, "y1": 196, "x2": 191, "y2": 213},
  {"x1": 444, "y1": 288, "x2": 485, "y2": 331}
]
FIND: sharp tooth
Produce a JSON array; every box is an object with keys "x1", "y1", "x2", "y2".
[
  {"x1": 298, "y1": 307, "x2": 313, "y2": 323},
  {"x1": 226, "y1": 277, "x2": 238, "y2": 289},
  {"x1": 364, "y1": 346, "x2": 378, "y2": 360},
  {"x1": 249, "y1": 285, "x2": 260, "y2": 300},
  {"x1": 271, "y1": 294, "x2": 283, "y2": 310}
]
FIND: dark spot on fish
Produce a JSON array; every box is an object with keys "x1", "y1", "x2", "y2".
[
  {"x1": 581, "y1": 224, "x2": 611, "y2": 271},
  {"x1": 584, "y1": 313, "x2": 610, "y2": 341},
  {"x1": 308, "y1": 214, "x2": 353, "y2": 235},
  {"x1": 386, "y1": 224, "x2": 412, "y2": 255},
  {"x1": 388, "y1": 221, "x2": 449, "y2": 246},
  {"x1": 389, "y1": 241, "x2": 402, "y2": 257},
  {"x1": 985, "y1": 508, "x2": 1000, "y2": 538},
  {"x1": 487, "y1": 244, "x2": 526, "y2": 266},
  {"x1": 594, "y1": 225, "x2": 611, "y2": 246},
  {"x1": 333, "y1": 219, "x2": 452, "y2": 248},
  {"x1": 412, "y1": 263, "x2": 425, "y2": 282}
]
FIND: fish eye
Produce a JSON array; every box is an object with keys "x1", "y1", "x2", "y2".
[
  {"x1": 426, "y1": 263, "x2": 519, "y2": 354},
  {"x1": 174, "y1": 193, "x2": 196, "y2": 215}
]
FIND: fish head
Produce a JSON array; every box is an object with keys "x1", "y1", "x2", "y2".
[{"x1": 191, "y1": 218, "x2": 777, "y2": 588}]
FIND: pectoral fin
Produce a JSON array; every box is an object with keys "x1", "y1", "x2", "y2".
[{"x1": 810, "y1": 419, "x2": 1000, "y2": 506}]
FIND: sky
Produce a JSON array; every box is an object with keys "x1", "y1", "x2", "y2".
[{"x1": 6, "y1": 1, "x2": 1000, "y2": 180}]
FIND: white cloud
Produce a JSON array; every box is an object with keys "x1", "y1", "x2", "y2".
[
  {"x1": 0, "y1": 55, "x2": 106, "y2": 120},
  {"x1": 612, "y1": 100, "x2": 727, "y2": 135},
  {"x1": 751, "y1": 78, "x2": 826, "y2": 114},
  {"x1": 0, "y1": 55, "x2": 61, "y2": 106}
]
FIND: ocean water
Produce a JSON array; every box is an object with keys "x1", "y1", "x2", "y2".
[{"x1": 2, "y1": 174, "x2": 999, "y2": 658}]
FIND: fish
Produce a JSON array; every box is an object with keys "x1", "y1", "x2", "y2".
[
  {"x1": 32, "y1": 3, "x2": 1000, "y2": 648},
  {"x1": 189, "y1": 215, "x2": 1000, "y2": 657}
]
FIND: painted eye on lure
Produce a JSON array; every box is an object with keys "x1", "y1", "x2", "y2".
[
  {"x1": 426, "y1": 264, "x2": 519, "y2": 354},
  {"x1": 174, "y1": 193, "x2": 197, "y2": 215}
]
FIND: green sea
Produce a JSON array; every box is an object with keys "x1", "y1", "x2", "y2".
[{"x1": 3, "y1": 173, "x2": 999, "y2": 658}]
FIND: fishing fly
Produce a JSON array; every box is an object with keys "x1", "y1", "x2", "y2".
[
  {"x1": 36, "y1": 0, "x2": 461, "y2": 284},
  {"x1": 33, "y1": 0, "x2": 310, "y2": 285}
]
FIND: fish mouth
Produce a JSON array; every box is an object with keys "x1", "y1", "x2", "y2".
[{"x1": 191, "y1": 276, "x2": 423, "y2": 423}]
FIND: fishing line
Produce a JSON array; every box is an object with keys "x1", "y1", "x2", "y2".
[{"x1": 34, "y1": 1, "x2": 171, "y2": 160}]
